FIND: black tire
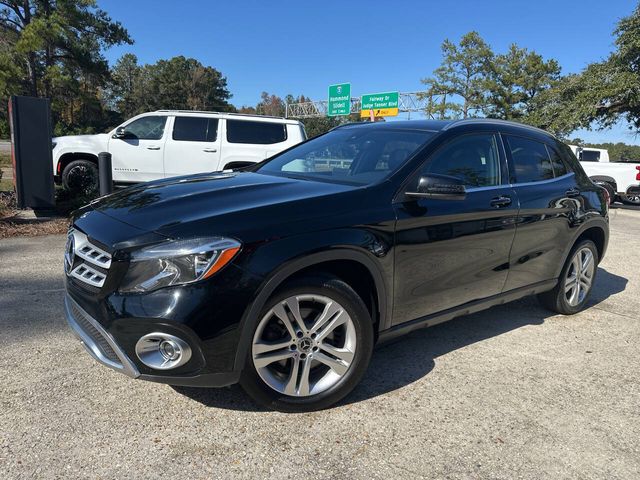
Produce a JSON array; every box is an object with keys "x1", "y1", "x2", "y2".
[
  {"x1": 239, "y1": 275, "x2": 374, "y2": 412},
  {"x1": 599, "y1": 182, "x2": 616, "y2": 205},
  {"x1": 620, "y1": 193, "x2": 640, "y2": 206},
  {"x1": 537, "y1": 239, "x2": 599, "y2": 315},
  {"x1": 62, "y1": 159, "x2": 99, "y2": 195}
]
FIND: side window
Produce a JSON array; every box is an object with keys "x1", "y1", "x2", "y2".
[
  {"x1": 123, "y1": 116, "x2": 167, "y2": 140},
  {"x1": 172, "y1": 117, "x2": 218, "y2": 142},
  {"x1": 423, "y1": 133, "x2": 501, "y2": 187},
  {"x1": 579, "y1": 150, "x2": 600, "y2": 162},
  {"x1": 546, "y1": 145, "x2": 568, "y2": 177},
  {"x1": 505, "y1": 135, "x2": 554, "y2": 183},
  {"x1": 227, "y1": 120, "x2": 287, "y2": 144}
]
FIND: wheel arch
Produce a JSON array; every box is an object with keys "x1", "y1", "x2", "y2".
[
  {"x1": 57, "y1": 152, "x2": 99, "y2": 176},
  {"x1": 555, "y1": 220, "x2": 608, "y2": 278},
  {"x1": 589, "y1": 175, "x2": 618, "y2": 193},
  {"x1": 232, "y1": 249, "x2": 389, "y2": 372}
]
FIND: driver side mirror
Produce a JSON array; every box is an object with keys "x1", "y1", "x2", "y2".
[
  {"x1": 113, "y1": 126, "x2": 126, "y2": 139},
  {"x1": 406, "y1": 174, "x2": 466, "y2": 200}
]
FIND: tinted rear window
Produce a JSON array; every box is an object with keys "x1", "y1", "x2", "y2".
[
  {"x1": 173, "y1": 117, "x2": 218, "y2": 142},
  {"x1": 226, "y1": 120, "x2": 287, "y2": 144},
  {"x1": 546, "y1": 145, "x2": 568, "y2": 176},
  {"x1": 505, "y1": 135, "x2": 554, "y2": 183},
  {"x1": 580, "y1": 150, "x2": 601, "y2": 162}
]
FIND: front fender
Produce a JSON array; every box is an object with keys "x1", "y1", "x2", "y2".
[{"x1": 231, "y1": 230, "x2": 394, "y2": 372}]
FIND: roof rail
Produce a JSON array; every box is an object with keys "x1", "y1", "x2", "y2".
[
  {"x1": 153, "y1": 110, "x2": 292, "y2": 121},
  {"x1": 442, "y1": 118, "x2": 552, "y2": 136}
]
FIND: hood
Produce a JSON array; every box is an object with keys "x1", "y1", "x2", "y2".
[
  {"x1": 91, "y1": 172, "x2": 358, "y2": 237},
  {"x1": 54, "y1": 133, "x2": 109, "y2": 149}
]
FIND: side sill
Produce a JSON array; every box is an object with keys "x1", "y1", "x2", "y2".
[{"x1": 378, "y1": 279, "x2": 557, "y2": 344}]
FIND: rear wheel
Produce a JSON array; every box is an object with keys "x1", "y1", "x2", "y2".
[
  {"x1": 240, "y1": 275, "x2": 374, "y2": 412},
  {"x1": 537, "y1": 239, "x2": 598, "y2": 314},
  {"x1": 620, "y1": 193, "x2": 640, "y2": 206},
  {"x1": 62, "y1": 159, "x2": 98, "y2": 195}
]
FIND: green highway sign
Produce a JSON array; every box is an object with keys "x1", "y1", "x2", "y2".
[
  {"x1": 327, "y1": 83, "x2": 351, "y2": 116},
  {"x1": 360, "y1": 91, "x2": 399, "y2": 118}
]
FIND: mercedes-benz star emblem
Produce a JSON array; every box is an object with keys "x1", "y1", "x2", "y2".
[{"x1": 64, "y1": 233, "x2": 75, "y2": 274}]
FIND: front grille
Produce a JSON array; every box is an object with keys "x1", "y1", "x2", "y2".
[
  {"x1": 69, "y1": 301, "x2": 120, "y2": 365},
  {"x1": 66, "y1": 229, "x2": 112, "y2": 289}
]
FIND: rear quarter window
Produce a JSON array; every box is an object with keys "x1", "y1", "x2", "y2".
[{"x1": 226, "y1": 120, "x2": 287, "y2": 144}]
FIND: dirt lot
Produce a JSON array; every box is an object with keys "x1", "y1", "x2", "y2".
[{"x1": 1, "y1": 209, "x2": 639, "y2": 479}]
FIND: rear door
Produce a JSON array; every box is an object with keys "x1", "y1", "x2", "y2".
[
  {"x1": 222, "y1": 119, "x2": 289, "y2": 168},
  {"x1": 392, "y1": 132, "x2": 518, "y2": 325},
  {"x1": 108, "y1": 115, "x2": 168, "y2": 183},
  {"x1": 163, "y1": 116, "x2": 222, "y2": 177},
  {"x1": 501, "y1": 134, "x2": 581, "y2": 291}
]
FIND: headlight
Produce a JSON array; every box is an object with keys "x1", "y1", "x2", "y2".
[{"x1": 119, "y1": 237, "x2": 241, "y2": 293}]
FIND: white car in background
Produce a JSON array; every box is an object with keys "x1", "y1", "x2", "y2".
[
  {"x1": 570, "y1": 145, "x2": 640, "y2": 205},
  {"x1": 52, "y1": 111, "x2": 307, "y2": 193}
]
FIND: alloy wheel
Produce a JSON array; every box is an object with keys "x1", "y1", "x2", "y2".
[
  {"x1": 251, "y1": 294, "x2": 357, "y2": 397},
  {"x1": 564, "y1": 247, "x2": 595, "y2": 306}
]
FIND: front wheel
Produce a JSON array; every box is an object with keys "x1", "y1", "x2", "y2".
[
  {"x1": 240, "y1": 275, "x2": 374, "y2": 412},
  {"x1": 62, "y1": 159, "x2": 99, "y2": 196},
  {"x1": 537, "y1": 239, "x2": 598, "y2": 314}
]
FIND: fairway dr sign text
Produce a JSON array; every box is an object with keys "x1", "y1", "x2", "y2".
[
  {"x1": 361, "y1": 91, "x2": 399, "y2": 118},
  {"x1": 328, "y1": 83, "x2": 351, "y2": 116}
]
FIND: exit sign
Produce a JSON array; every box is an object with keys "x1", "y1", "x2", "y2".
[
  {"x1": 328, "y1": 83, "x2": 351, "y2": 116},
  {"x1": 361, "y1": 91, "x2": 399, "y2": 118}
]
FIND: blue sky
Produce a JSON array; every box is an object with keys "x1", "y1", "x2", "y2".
[{"x1": 100, "y1": 0, "x2": 638, "y2": 144}]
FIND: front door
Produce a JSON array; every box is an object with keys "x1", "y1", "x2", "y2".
[
  {"x1": 392, "y1": 132, "x2": 518, "y2": 325},
  {"x1": 108, "y1": 115, "x2": 168, "y2": 183},
  {"x1": 163, "y1": 116, "x2": 223, "y2": 177}
]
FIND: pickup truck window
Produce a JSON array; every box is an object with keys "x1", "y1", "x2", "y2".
[
  {"x1": 579, "y1": 150, "x2": 601, "y2": 162},
  {"x1": 505, "y1": 135, "x2": 554, "y2": 183},
  {"x1": 227, "y1": 120, "x2": 287, "y2": 145},
  {"x1": 172, "y1": 117, "x2": 218, "y2": 142},
  {"x1": 123, "y1": 116, "x2": 167, "y2": 140}
]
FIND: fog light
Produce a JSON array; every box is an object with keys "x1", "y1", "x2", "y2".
[{"x1": 135, "y1": 333, "x2": 192, "y2": 370}]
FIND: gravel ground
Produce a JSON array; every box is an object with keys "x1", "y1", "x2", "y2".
[{"x1": 1, "y1": 209, "x2": 639, "y2": 479}]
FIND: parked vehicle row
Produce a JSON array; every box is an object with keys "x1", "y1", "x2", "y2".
[
  {"x1": 52, "y1": 111, "x2": 306, "y2": 193},
  {"x1": 63, "y1": 118, "x2": 609, "y2": 412}
]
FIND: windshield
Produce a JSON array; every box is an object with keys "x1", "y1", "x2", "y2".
[{"x1": 255, "y1": 127, "x2": 435, "y2": 186}]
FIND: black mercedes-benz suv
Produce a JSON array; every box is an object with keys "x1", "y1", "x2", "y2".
[{"x1": 64, "y1": 119, "x2": 609, "y2": 412}]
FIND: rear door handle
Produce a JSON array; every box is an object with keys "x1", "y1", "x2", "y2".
[
  {"x1": 490, "y1": 195, "x2": 512, "y2": 208},
  {"x1": 146, "y1": 146, "x2": 161, "y2": 150},
  {"x1": 566, "y1": 188, "x2": 581, "y2": 198},
  {"x1": 203, "y1": 148, "x2": 218, "y2": 153}
]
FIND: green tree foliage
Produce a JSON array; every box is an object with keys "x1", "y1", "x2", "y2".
[
  {"x1": 0, "y1": 0, "x2": 132, "y2": 135},
  {"x1": 484, "y1": 44, "x2": 561, "y2": 121},
  {"x1": 421, "y1": 31, "x2": 493, "y2": 119},
  {"x1": 108, "y1": 55, "x2": 234, "y2": 115},
  {"x1": 531, "y1": 3, "x2": 640, "y2": 135}
]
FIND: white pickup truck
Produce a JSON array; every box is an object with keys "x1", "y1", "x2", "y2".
[
  {"x1": 570, "y1": 145, "x2": 640, "y2": 205},
  {"x1": 52, "y1": 110, "x2": 307, "y2": 193}
]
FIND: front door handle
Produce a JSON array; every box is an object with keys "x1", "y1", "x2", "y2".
[
  {"x1": 203, "y1": 148, "x2": 218, "y2": 153},
  {"x1": 490, "y1": 195, "x2": 512, "y2": 208},
  {"x1": 146, "y1": 146, "x2": 161, "y2": 150},
  {"x1": 566, "y1": 188, "x2": 581, "y2": 198}
]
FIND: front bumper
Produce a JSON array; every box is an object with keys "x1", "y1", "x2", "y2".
[{"x1": 64, "y1": 293, "x2": 240, "y2": 387}]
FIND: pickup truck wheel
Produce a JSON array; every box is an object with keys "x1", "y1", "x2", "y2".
[
  {"x1": 537, "y1": 239, "x2": 598, "y2": 315},
  {"x1": 240, "y1": 275, "x2": 374, "y2": 412},
  {"x1": 62, "y1": 160, "x2": 98, "y2": 195},
  {"x1": 596, "y1": 182, "x2": 615, "y2": 205},
  {"x1": 620, "y1": 194, "x2": 640, "y2": 205}
]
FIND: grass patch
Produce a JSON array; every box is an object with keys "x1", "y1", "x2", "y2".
[
  {"x1": 0, "y1": 151, "x2": 11, "y2": 168},
  {"x1": 0, "y1": 178, "x2": 13, "y2": 192}
]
